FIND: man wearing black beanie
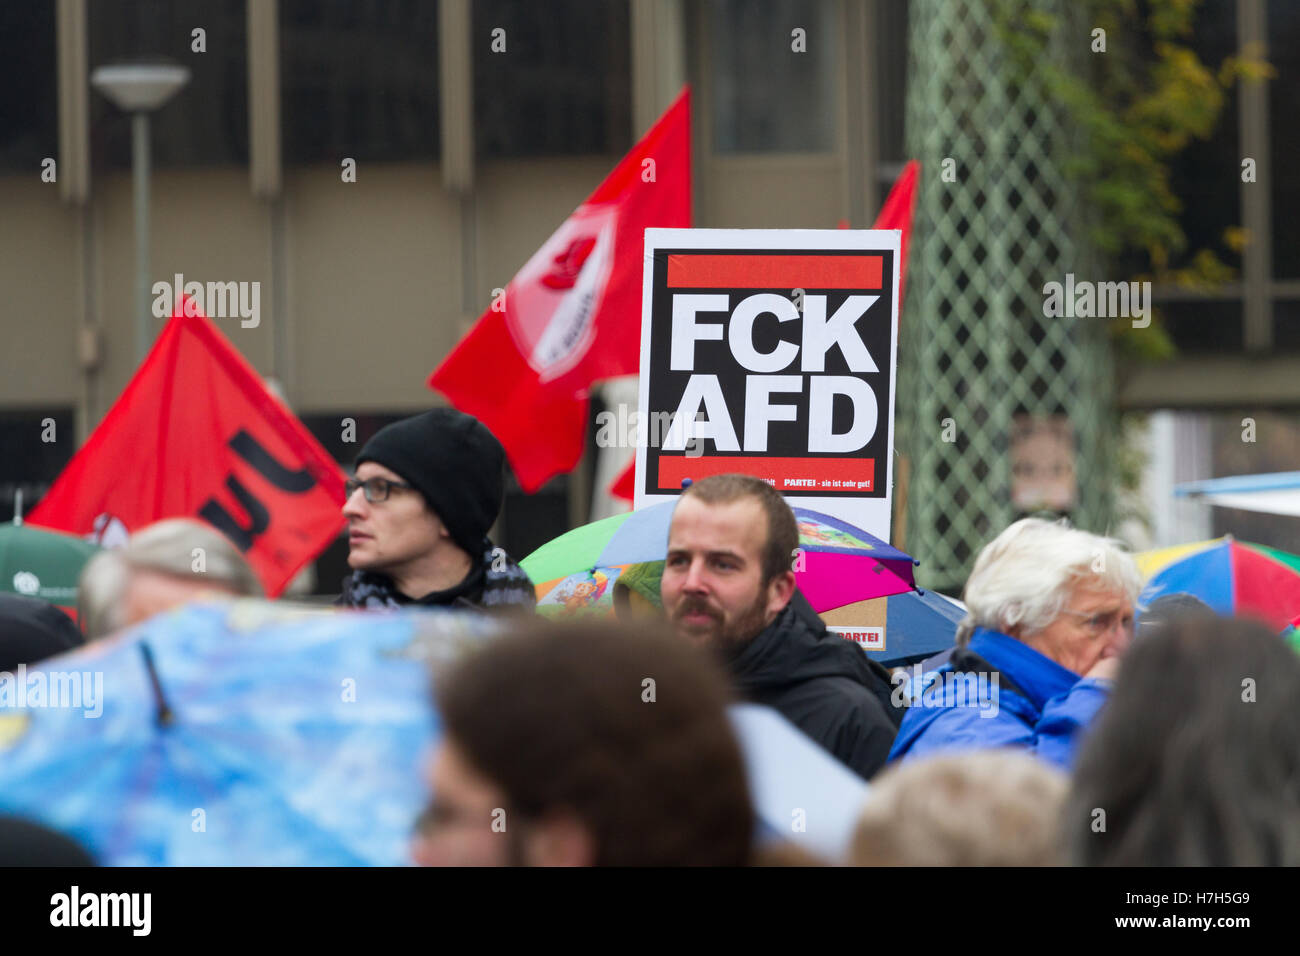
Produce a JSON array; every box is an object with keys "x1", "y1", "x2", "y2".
[{"x1": 337, "y1": 409, "x2": 535, "y2": 612}]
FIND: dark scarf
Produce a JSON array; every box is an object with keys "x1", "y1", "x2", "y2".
[{"x1": 339, "y1": 540, "x2": 535, "y2": 612}]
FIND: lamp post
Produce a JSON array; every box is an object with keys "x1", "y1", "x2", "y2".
[{"x1": 90, "y1": 60, "x2": 190, "y2": 361}]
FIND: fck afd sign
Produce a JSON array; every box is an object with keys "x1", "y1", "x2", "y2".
[{"x1": 634, "y1": 229, "x2": 901, "y2": 539}]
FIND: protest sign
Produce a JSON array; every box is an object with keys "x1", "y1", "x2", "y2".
[{"x1": 634, "y1": 229, "x2": 901, "y2": 541}]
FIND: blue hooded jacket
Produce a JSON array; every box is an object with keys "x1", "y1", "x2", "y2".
[{"x1": 887, "y1": 627, "x2": 1111, "y2": 770}]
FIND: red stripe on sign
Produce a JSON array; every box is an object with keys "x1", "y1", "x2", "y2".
[
  {"x1": 666, "y1": 255, "x2": 882, "y2": 290},
  {"x1": 658, "y1": 456, "x2": 876, "y2": 492}
]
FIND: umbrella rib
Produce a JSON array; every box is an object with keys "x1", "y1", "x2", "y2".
[{"x1": 139, "y1": 642, "x2": 175, "y2": 727}]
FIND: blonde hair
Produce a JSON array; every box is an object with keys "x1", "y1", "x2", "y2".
[{"x1": 850, "y1": 750, "x2": 1069, "y2": 866}]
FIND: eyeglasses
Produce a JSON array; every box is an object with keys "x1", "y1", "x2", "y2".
[
  {"x1": 1061, "y1": 607, "x2": 1135, "y2": 637},
  {"x1": 344, "y1": 476, "x2": 415, "y2": 503}
]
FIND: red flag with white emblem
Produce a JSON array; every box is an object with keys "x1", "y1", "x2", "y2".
[{"x1": 429, "y1": 89, "x2": 691, "y2": 492}]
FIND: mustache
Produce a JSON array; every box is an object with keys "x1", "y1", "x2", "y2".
[{"x1": 672, "y1": 597, "x2": 721, "y2": 621}]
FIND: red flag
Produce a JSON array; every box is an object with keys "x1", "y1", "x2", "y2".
[
  {"x1": 30, "y1": 299, "x2": 346, "y2": 596},
  {"x1": 609, "y1": 458, "x2": 636, "y2": 502},
  {"x1": 430, "y1": 89, "x2": 691, "y2": 493},
  {"x1": 607, "y1": 159, "x2": 920, "y2": 502},
  {"x1": 873, "y1": 160, "x2": 919, "y2": 309}
]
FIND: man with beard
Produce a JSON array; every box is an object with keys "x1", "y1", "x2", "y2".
[{"x1": 660, "y1": 474, "x2": 900, "y2": 779}]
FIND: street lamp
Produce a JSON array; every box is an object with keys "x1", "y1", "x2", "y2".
[{"x1": 91, "y1": 59, "x2": 191, "y2": 361}]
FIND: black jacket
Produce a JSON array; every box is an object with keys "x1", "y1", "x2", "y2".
[
  {"x1": 0, "y1": 594, "x2": 84, "y2": 673},
  {"x1": 727, "y1": 594, "x2": 901, "y2": 780}
]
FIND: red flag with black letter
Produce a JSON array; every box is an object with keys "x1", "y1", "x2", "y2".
[
  {"x1": 429, "y1": 88, "x2": 691, "y2": 493},
  {"x1": 29, "y1": 299, "x2": 346, "y2": 597}
]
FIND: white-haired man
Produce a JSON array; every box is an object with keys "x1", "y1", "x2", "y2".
[
  {"x1": 78, "y1": 518, "x2": 263, "y2": 640},
  {"x1": 888, "y1": 517, "x2": 1141, "y2": 769}
]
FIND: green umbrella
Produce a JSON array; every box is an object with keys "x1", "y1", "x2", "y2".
[{"x1": 0, "y1": 522, "x2": 101, "y2": 608}]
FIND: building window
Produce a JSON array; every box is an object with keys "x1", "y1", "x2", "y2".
[
  {"x1": 1157, "y1": 300, "x2": 1244, "y2": 354},
  {"x1": 707, "y1": 0, "x2": 838, "y2": 154},
  {"x1": 0, "y1": 410, "x2": 75, "y2": 523},
  {"x1": 1165, "y1": 0, "x2": 1241, "y2": 277},
  {"x1": 0, "y1": 4, "x2": 57, "y2": 171},
  {"x1": 501, "y1": 473, "x2": 571, "y2": 564},
  {"x1": 875, "y1": 0, "x2": 909, "y2": 183},
  {"x1": 88, "y1": 0, "x2": 248, "y2": 169},
  {"x1": 473, "y1": 0, "x2": 631, "y2": 159},
  {"x1": 1153, "y1": 0, "x2": 1296, "y2": 356},
  {"x1": 1268, "y1": 0, "x2": 1300, "y2": 280},
  {"x1": 281, "y1": 0, "x2": 440, "y2": 165}
]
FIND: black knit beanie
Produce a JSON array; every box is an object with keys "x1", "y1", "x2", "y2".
[{"x1": 355, "y1": 409, "x2": 505, "y2": 554}]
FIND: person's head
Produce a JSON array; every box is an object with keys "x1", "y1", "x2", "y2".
[
  {"x1": 1066, "y1": 615, "x2": 1300, "y2": 866},
  {"x1": 850, "y1": 750, "x2": 1069, "y2": 866},
  {"x1": 416, "y1": 619, "x2": 754, "y2": 866},
  {"x1": 0, "y1": 594, "x2": 84, "y2": 672},
  {"x1": 661, "y1": 474, "x2": 798, "y2": 655},
  {"x1": 612, "y1": 561, "x2": 665, "y2": 622},
  {"x1": 343, "y1": 409, "x2": 505, "y2": 576},
  {"x1": 0, "y1": 816, "x2": 97, "y2": 866},
  {"x1": 957, "y1": 517, "x2": 1141, "y2": 675},
  {"x1": 78, "y1": 518, "x2": 262, "y2": 639},
  {"x1": 1136, "y1": 591, "x2": 1215, "y2": 640}
]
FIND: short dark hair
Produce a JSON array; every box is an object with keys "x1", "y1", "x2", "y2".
[
  {"x1": 1066, "y1": 615, "x2": 1300, "y2": 865},
  {"x1": 678, "y1": 474, "x2": 799, "y2": 584},
  {"x1": 435, "y1": 619, "x2": 754, "y2": 866},
  {"x1": 1136, "y1": 592, "x2": 1215, "y2": 638}
]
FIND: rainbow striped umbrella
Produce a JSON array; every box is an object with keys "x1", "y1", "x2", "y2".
[
  {"x1": 523, "y1": 501, "x2": 917, "y2": 617},
  {"x1": 1136, "y1": 536, "x2": 1300, "y2": 632}
]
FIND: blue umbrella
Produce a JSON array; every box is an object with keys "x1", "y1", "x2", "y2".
[
  {"x1": 1175, "y1": 469, "x2": 1300, "y2": 517},
  {"x1": 863, "y1": 588, "x2": 965, "y2": 667},
  {"x1": 0, "y1": 600, "x2": 498, "y2": 866}
]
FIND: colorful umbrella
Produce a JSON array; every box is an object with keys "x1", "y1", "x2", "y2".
[
  {"x1": 1136, "y1": 536, "x2": 1300, "y2": 632},
  {"x1": 523, "y1": 501, "x2": 918, "y2": 615},
  {"x1": 535, "y1": 558, "x2": 959, "y2": 665},
  {"x1": 0, "y1": 522, "x2": 100, "y2": 613},
  {"x1": 1282, "y1": 612, "x2": 1300, "y2": 655},
  {"x1": 0, "y1": 599, "x2": 499, "y2": 865}
]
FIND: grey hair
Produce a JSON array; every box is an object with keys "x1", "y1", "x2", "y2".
[
  {"x1": 77, "y1": 550, "x2": 131, "y2": 640},
  {"x1": 78, "y1": 518, "x2": 263, "y2": 640},
  {"x1": 955, "y1": 517, "x2": 1141, "y2": 646}
]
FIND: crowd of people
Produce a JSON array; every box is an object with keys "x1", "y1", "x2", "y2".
[{"x1": 2, "y1": 406, "x2": 1298, "y2": 866}]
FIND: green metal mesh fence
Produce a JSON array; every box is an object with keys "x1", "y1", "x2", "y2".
[{"x1": 900, "y1": 0, "x2": 1117, "y2": 592}]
